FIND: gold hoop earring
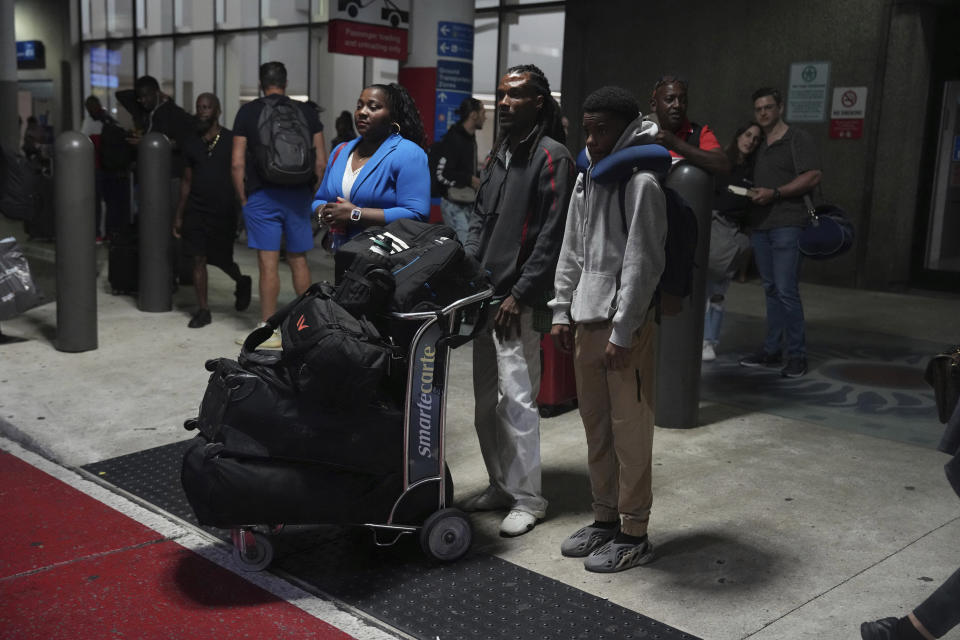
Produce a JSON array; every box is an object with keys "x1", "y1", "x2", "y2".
[{"x1": 390, "y1": 122, "x2": 401, "y2": 135}]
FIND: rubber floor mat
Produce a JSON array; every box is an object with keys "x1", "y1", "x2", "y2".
[{"x1": 84, "y1": 439, "x2": 700, "y2": 640}]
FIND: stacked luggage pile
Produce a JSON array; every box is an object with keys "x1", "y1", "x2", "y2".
[{"x1": 180, "y1": 220, "x2": 491, "y2": 569}]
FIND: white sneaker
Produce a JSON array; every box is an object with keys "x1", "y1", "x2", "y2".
[
  {"x1": 702, "y1": 341, "x2": 716, "y2": 362},
  {"x1": 499, "y1": 509, "x2": 538, "y2": 537}
]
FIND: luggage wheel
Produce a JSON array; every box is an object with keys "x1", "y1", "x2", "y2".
[
  {"x1": 231, "y1": 528, "x2": 274, "y2": 571},
  {"x1": 419, "y1": 508, "x2": 472, "y2": 562}
]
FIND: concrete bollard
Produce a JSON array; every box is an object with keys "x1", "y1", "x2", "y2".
[
  {"x1": 137, "y1": 132, "x2": 172, "y2": 312},
  {"x1": 54, "y1": 131, "x2": 98, "y2": 353},
  {"x1": 656, "y1": 161, "x2": 713, "y2": 429}
]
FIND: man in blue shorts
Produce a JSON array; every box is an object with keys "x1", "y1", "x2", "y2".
[{"x1": 231, "y1": 61, "x2": 327, "y2": 348}]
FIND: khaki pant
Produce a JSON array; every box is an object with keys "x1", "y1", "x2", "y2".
[{"x1": 574, "y1": 315, "x2": 657, "y2": 536}]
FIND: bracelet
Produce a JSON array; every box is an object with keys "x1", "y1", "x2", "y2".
[{"x1": 773, "y1": 188, "x2": 781, "y2": 201}]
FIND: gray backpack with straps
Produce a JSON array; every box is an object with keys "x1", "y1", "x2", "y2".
[{"x1": 255, "y1": 95, "x2": 315, "y2": 185}]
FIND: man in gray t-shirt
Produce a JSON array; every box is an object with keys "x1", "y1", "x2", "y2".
[{"x1": 739, "y1": 87, "x2": 822, "y2": 378}]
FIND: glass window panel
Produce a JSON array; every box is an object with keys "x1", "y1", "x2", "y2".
[
  {"x1": 262, "y1": 0, "x2": 311, "y2": 26},
  {"x1": 85, "y1": 42, "x2": 136, "y2": 129},
  {"x1": 472, "y1": 16, "x2": 498, "y2": 95},
  {"x1": 175, "y1": 0, "x2": 214, "y2": 32},
  {"x1": 137, "y1": 40, "x2": 175, "y2": 99},
  {"x1": 107, "y1": 0, "x2": 134, "y2": 37},
  {"x1": 474, "y1": 0, "x2": 499, "y2": 8},
  {"x1": 504, "y1": 9, "x2": 564, "y2": 95},
  {"x1": 175, "y1": 37, "x2": 215, "y2": 118},
  {"x1": 310, "y1": 26, "x2": 363, "y2": 141},
  {"x1": 369, "y1": 58, "x2": 399, "y2": 86},
  {"x1": 261, "y1": 29, "x2": 309, "y2": 101},
  {"x1": 83, "y1": 0, "x2": 107, "y2": 39},
  {"x1": 217, "y1": 0, "x2": 259, "y2": 29},
  {"x1": 217, "y1": 32, "x2": 260, "y2": 126},
  {"x1": 137, "y1": 0, "x2": 174, "y2": 35}
]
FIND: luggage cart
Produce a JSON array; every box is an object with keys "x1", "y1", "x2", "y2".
[{"x1": 230, "y1": 286, "x2": 494, "y2": 571}]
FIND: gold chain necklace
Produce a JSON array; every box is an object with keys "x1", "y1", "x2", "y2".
[{"x1": 205, "y1": 131, "x2": 221, "y2": 156}]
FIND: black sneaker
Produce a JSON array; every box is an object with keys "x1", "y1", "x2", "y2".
[
  {"x1": 860, "y1": 617, "x2": 899, "y2": 639},
  {"x1": 234, "y1": 275, "x2": 252, "y2": 311},
  {"x1": 188, "y1": 308, "x2": 212, "y2": 328},
  {"x1": 739, "y1": 350, "x2": 782, "y2": 368},
  {"x1": 781, "y1": 357, "x2": 808, "y2": 378}
]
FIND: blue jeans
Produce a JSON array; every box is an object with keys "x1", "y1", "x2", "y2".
[
  {"x1": 703, "y1": 274, "x2": 730, "y2": 345},
  {"x1": 751, "y1": 226, "x2": 806, "y2": 358},
  {"x1": 440, "y1": 198, "x2": 472, "y2": 245}
]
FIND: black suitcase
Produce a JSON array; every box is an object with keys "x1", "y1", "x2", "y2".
[
  {"x1": 22, "y1": 174, "x2": 54, "y2": 240},
  {"x1": 108, "y1": 226, "x2": 138, "y2": 294}
]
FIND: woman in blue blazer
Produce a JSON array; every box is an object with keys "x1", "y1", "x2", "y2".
[{"x1": 313, "y1": 83, "x2": 430, "y2": 243}]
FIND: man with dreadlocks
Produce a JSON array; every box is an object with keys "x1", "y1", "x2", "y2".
[{"x1": 462, "y1": 64, "x2": 574, "y2": 537}]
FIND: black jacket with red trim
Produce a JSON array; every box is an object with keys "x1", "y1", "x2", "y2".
[{"x1": 465, "y1": 125, "x2": 574, "y2": 306}]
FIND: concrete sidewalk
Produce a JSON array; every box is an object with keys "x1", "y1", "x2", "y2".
[{"x1": 1, "y1": 215, "x2": 959, "y2": 639}]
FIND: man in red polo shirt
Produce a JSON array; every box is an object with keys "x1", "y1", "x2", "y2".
[{"x1": 648, "y1": 75, "x2": 730, "y2": 175}]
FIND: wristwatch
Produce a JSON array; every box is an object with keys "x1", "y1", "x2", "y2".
[
  {"x1": 772, "y1": 188, "x2": 782, "y2": 201},
  {"x1": 350, "y1": 207, "x2": 362, "y2": 221}
]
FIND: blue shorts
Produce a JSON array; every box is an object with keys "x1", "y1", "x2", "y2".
[{"x1": 242, "y1": 187, "x2": 314, "y2": 253}]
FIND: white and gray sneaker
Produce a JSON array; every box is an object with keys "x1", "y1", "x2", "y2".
[
  {"x1": 499, "y1": 509, "x2": 539, "y2": 537},
  {"x1": 584, "y1": 537, "x2": 654, "y2": 573},
  {"x1": 560, "y1": 523, "x2": 619, "y2": 557}
]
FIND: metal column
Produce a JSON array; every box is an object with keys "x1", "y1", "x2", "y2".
[
  {"x1": 54, "y1": 132, "x2": 98, "y2": 352},
  {"x1": 656, "y1": 162, "x2": 713, "y2": 429},
  {"x1": 137, "y1": 132, "x2": 172, "y2": 312}
]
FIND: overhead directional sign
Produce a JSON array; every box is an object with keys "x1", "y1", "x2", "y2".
[
  {"x1": 437, "y1": 60, "x2": 472, "y2": 92},
  {"x1": 434, "y1": 89, "x2": 472, "y2": 142},
  {"x1": 437, "y1": 21, "x2": 473, "y2": 61}
]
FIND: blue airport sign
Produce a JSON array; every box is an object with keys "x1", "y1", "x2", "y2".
[
  {"x1": 434, "y1": 89, "x2": 471, "y2": 142},
  {"x1": 436, "y1": 60, "x2": 472, "y2": 92},
  {"x1": 437, "y1": 21, "x2": 473, "y2": 60}
]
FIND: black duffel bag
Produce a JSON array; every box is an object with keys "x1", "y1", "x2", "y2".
[
  {"x1": 181, "y1": 436, "x2": 400, "y2": 527},
  {"x1": 181, "y1": 437, "x2": 455, "y2": 528},
  {"x1": 193, "y1": 357, "x2": 298, "y2": 441}
]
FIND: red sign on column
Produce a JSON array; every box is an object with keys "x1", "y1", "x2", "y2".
[
  {"x1": 328, "y1": 20, "x2": 408, "y2": 60},
  {"x1": 829, "y1": 119, "x2": 863, "y2": 139}
]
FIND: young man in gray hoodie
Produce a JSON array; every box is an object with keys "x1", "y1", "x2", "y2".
[{"x1": 550, "y1": 86, "x2": 667, "y2": 573}]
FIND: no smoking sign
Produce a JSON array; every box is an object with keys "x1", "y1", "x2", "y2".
[{"x1": 830, "y1": 86, "x2": 868, "y2": 140}]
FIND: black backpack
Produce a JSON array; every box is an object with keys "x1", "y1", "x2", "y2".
[
  {"x1": 335, "y1": 219, "x2": 488, "y2": 313},
  {"x1": 255, "y1": 95, "x2": 316, "y2": 185},
  {"x1": 617, "y1": 180, "x2": 698, "y2": 315},
  {"x1": 278, "y1": 282, "x2": 394, "y2": 408}
]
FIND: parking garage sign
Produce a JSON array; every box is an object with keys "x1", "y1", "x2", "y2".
[{"x1": 328, "y1": 0, "x2": 410, "y2": 60}]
